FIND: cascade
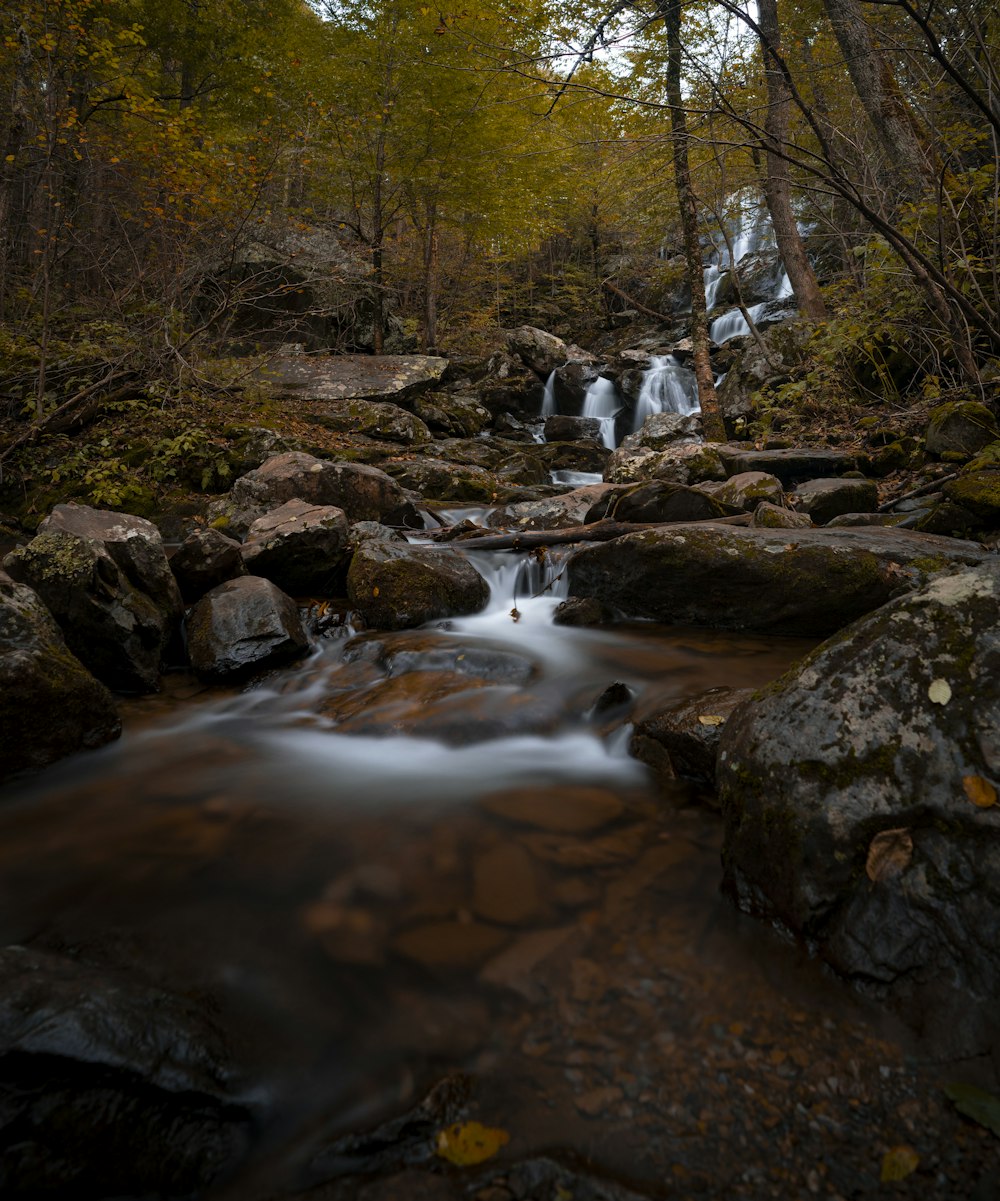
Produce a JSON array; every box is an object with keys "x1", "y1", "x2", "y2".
[
  {"x1": 633, "y1": 355, "x2": 699, "y2": 430},
  {"x1": 540, "y1": 369, "x2": 557, "y2": 417},
  {"x1": 581, "y1": 377, "x2": 620, "y2": 450}
]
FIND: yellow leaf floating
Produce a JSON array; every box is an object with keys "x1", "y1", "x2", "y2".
[
  {"x1": 435, "y1": 1121, "x2": 509, "y2": 1166},
  {"x1": 880, "y1": 1145, "x2": 920, "y2": 1182},
  {"x1": 963, "y1": 775, "x2": 997, "y2": 808}
]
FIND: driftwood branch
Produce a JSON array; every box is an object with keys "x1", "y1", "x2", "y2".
[
  {"x1": 447, "y1": 513, "x2": 751, "y2": 551},
  {"x1": 878, "y1": 472, "x2": 958, "y2": 512}
]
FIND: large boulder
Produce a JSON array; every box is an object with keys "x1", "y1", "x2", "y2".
[
  {"x1": 713, "y1": 471, "x2": 784, "y2": 512},
  {"x1": 347, "y1": 542, "x2": 489, "y2": 630},
  {"x1": 566, "y1": 524, "x2": 987, "y2": 636},
  {"x1": 410, "y1": 393, "x2": 491, "y2": 438},
  {"x1": 170, "y1": 528, "x2": 247, "y2": 604},
  {"x1": 714, "y1": 322, "x2": 811, "y2": 423},
  {"x1": 0, "y1": 573, "x2": 121, "y2": 782},
  {"x1": 259, "y1": 353, "x2": 447, "y2": 404},
  {"x1": 384, "y1": 458, "x2": 500, "y2": 504},
  {"x1": 0, "y1": 946, "x2": 251, "y2": 1196},
  {"x1": 476, "y1": 351, "x2": 541, "y2": 416},
  {"x1": 716, "y1": 445, "x2": 856, "y2": 484},
  {"x1": 487, "y1": 484, "x2": 622, "y2": 531},
  {"x1": 718, "y1": 562, "x2": 1000, "y2": 1020},
  {"x1": 925, "y1": 401, "x2": 999, "y2": 461},
  {"x1": 187, "y1": 576, "x2": 310, "y2": 680},
  {"x1": 790, "y1": 476, "x2": 879, "y2": 525},
  {"x1": 241, "y1": 499, "x2": 350, "y2": 594},
  {"x1": 606, "y1": 442, "x2": 727, "y2": 486},
  {"x1": 4, "y1": 531, "x2": 177, "y2": 693},
  {"x1": 222, "y1": 452, "x2": 411, "y2": 536},
  {"x1": 594, "y1": 481, "x2": 734, "y2": 524},
  {"x1": 943, "y1": 470, "x2": 1000, "y2": 528},
  {"x1": 306, "y1": 398, "x2": 431, "y2": 445},
  {"x1": 505, "y1": 326, "x2": 569, "y2": 376},
  {"x1": 543, "y1": 415, "x2": 602, "y2": 443}
]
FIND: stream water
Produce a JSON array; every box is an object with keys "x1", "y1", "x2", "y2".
[{"x1": 2, "y1": 533, "x2": 992, "y2": 1198}]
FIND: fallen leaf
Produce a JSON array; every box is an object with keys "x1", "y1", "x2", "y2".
[
  {"x1": 866, "y1": 827, "x2": 913, "y2": 883},
  {"x1": 943, "y1": 1082, "x2": 1000, "y2": 1136},
  {"x1": 963, "y1": 775, "x2": 997, "y2": 808},
  {"x1": 928, "y1": 678, "x2": 952, "y2": 705},
  {"x1": 697, "y1": 714, "x2": 724, "y2": 727},
  {"x1": 509, "y1": 606, "x2": 521, "y2": 623},
  {"x1": 880, "y1": 1145, "x2": 920, "y2": 1182},
  {"x1": 435, "y1": 1120, "x2": 510, "y2": 1166}
]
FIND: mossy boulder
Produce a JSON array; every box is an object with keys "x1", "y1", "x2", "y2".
[
  {"x1": 384, "y1": 457, "x2": 500, "y2": 503},
  {"x1": 347, "y1": 541, "x2": 489, "y2": 630},
  {"x1": 714, "y1": 471, "x2": 784, "y2": 512},
  {"x1": 718, "y1": 562, "x2": 1000, "y2": 1032},
  {"x1": 750, "y1": 501, "x2": 812, "y2": 529},
  {"x1": 410, "y1": 393, "x2": 491, "y2": 437},
  {"x1": 307, "y1": 398, "x2": 431, "y2": 445},
  {"x1": 487, "y1": 484, "x2": 622, "y2": 531},
  {"x1": 925, "y1": 401, "x2": 999, "y2": 461},
  {"x1": 566, "y1": 524, "x2": 987, "y2": 636},
  {"x1": 0, "y1": 573, "x2": 121, "y2": 782},
  {"x1": 595, "y1": 480, "x2": 735, "y2": 524},
  {"x1": 943, "y1": 470, "x2": 1000, "y2": 527},
  {"x1": 606, "y1": 442, "x2": 726, "y2": 486}
]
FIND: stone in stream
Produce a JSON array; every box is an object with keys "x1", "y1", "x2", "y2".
[
  {"x1": 383, "y1": 457, "x2": 501, "y2": 504},
  {"x1": 241, "y1": 498, "x2": 350, "y2": 594},
  {"x1": 606, "y1": 441, "x2": 727, "y2": 486},
  {"x1": 342, "y1": 630, "x2": 538, "y2": 685},
  {"x1": 472, "y1": 841, "x2": 542, "y2": 925},
  {"x1": 170, "y1": 527, "x2": 247, "y2": 604},
  {"x1": 543, "y1": 414, "x2": 602, "y2": 443},
  {"x1": 216, "y1": 451, "x2": 415, "y2": 537},
  {"x1": 506, "y1": 325, "x2": 570, "y2": 376},
  {"x1": 0, "y1": 945, "x2": 251, "y2": 1196},
  {"x1": 480, "y1": 785, "x2": 624, "y2": 833},
  {"x1": 487, "y1": 483, "x2": 623, "y2": 531},
  {"x1": 718, "y1": 561, "x2": 1000, "y2": 1047},
  {"x1": 347, "y1": 540, "x2": 489, "y2": 630},
  {"x1": 4, "y1": 529, "x2": 179, "y2": 694},
  {"x1": 789, "y1": 476, "x2": 879, "y2": 524},
  {"x1": 0, "y1": 572, "x2": 121, "y2": 782},
  {"x1": 591, "y1": 480, "x2": 735, "y2": 524},
  {"x1": 186, "y1": 576, "x2": 309, "y2": 680},
  {"x1": 566, "y1": 524, "x2": 988, "y2": 636}
]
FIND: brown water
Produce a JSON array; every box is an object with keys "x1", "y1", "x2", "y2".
[{"x1": 0, "y1": 551, "x2": 994, "y2": 1198}]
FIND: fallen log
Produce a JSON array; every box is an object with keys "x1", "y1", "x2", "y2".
[{"x1": 448, "y1": 512, "x2": 752, "y2": 551}]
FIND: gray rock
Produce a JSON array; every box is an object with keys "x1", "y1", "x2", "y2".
[
  {"x1": 384, "y1": 458, "x2": 500, "y2": 504},
  {"x1": 715, "y1": 471, "x2": 784, "y2": 512},
  {"x1": 307, "y1": 398, "x2": 431, "y2": 445},
  {"x1": 790, "y1": 477, "x2": 879, "y2": 524},
  {"x1": 187, "y1": 576, "x2": 309, "y2": 680},
  {"x1": 488, "y1": 484, "x2": 622, "y2": 531},
  {"x1": 606, "y1": 442, "x2": 727, "y2": 486},
  {"x1": 241, "y1": 499, "x2": 350, "y2": 594},
  {"x1": 506, "y1": 326, "x2": 569, "y2": 376},
  {"x1": 717, "y1": 445, "x2": 856, "y2": 484},
  {"x1": 552, "y1": 596, "x2": 614, "y2": 626},
  {"x1": 714, "y1": 322, "x2": 811, "y2": 422},
  {"x1": 598, "y1": 481, "x2": 734, "y2": 524},
  {"x1": 410, "y1": 393, "x2": 490, "y2": 437},
  {"x1": 624, "y1": 412, "x2": 701, "y2": 450},
  {"x1": 566, "y1": 524, "x2": 987, "y2": 636},
  {"x1": 544, "y1": 414, "x2": 602, "y2": 443},
  {"x1": 925, "y1": 401, "x2": 999, "y2": 461},
  {"x1": 4, "y1": 531, "x2": 176, "y2": 693},
  {"x1": 260, "y1": 353, "x2": 447, "y2": 404},
  {"x1": 170, "y1": 528, "x2": 247, "y2": 604},
  {"x1": 750, "y1": 501, "x2": 812, "y2": 529},
  {"x1": 347, "y1": 541, "x2": 489, "y2": 630},
  {"x1": 719, "y1": 561, "x2": 1000, "y2": 1011},
  {"x1": 0, "y1": 573, "x2": 120, "y2": 781}
]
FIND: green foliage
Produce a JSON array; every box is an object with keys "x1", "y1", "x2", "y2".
[{"x1": 147, "y1": 426, "x2": 233, "y2": 491}]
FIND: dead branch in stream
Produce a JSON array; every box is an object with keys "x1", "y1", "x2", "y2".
[{"x1": 447, "y1": 513, "x2": 751, "y2": 551}]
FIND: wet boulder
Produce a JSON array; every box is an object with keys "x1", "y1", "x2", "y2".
[
  {"x1": 0, "y1": 573, "x2": 121, "y2": 782},
  {"x1": 925, "y1": 401, "x2": 999, "y2": 461},
  {"x1": 170, "y1": 528, "x2": 247, "y2": 604},
  {"x1": 627, "y1": 412, "x2": 702, "y2": 449},
  {"x1": 347, "y1": 541, "x2": 489, "y2": 630},
  {"x1": 536, "y1": 440, "x2": 611, "y2": 475},
  {"x1": 187, "y1": 576, "x2": 310, "y2": 680},
  {"x1": 410, "y1": 393, "x2": 490, "y2": 438},
  {"x1": 543, "y1": 414, "x2": 601, "y2": 443},
  {"x1": 506, "y1": 326, "x2": 569, "y2": 376},
  {"x1": 597, "y1": 481, "x2": 734, "y2": 524},
  {"x1": 719, "y1": 562, "x2": 1000, "y2": 1018},
  {"x1": 241, "y1": 499, "x2": 350, "y2": 595},
  {"x1": 714, "y1": 470, "x2": 784, "y2": 512},
  {"x1": 631, "y1": 685, "x2": 754, "y2": 797},
  {"x1": 342, "y1": 630, "x2": 537, "y2": 686},
  {"x1": 306, "y1": 398, "x2": 431, "y2": 445},
  {"x1": 790, "y1": 477, "x2": 878, "y2": 524},
  {"x1": 222, "y1": 452, "x2": 412, "y2": 536},
  {"x1": 552, "y1": 358, "x2": 600, "y2": 408},
  {"x1": 384, "y1": 458, "x2": 500, "y2": 504},
  {"x1": 566, "y1": 524, "x2": 987, "y2": 636},
  {"x1": 487, "y1": 484, "x2": 622, "y2": 531},
  {"x1": 0, "y1": 945, "x2": 251, "y2": 1197},
  {"x1": 750, "y1": 501, "x2": 812, "y2": 529},
  {"x1": 4, "y1": 531, "x2": 177, "y2": 693}
]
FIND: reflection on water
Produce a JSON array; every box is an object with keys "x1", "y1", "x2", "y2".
[{"x1": 0, "y1": 557, "x2": 980, "y2": 1197}]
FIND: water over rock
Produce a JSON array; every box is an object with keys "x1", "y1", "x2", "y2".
[
  {"x1": 790, "y1": 477, "x2": 879, "y2": 525},
  {"x1": 0, "y1": 573, "x2": 121, "y2": 782},
  {"x1": 347, "y1": 541, "x2": 489, "y2": 630},
  {"x1": 170, "y1": 527, "x2": 247, "y2": 604},
  {"x1": 566, "y1": 524, "x2": 988, "y2": 636},
  {"x1": 186, "y1": 576, "x2": 310, "y2": 680},
  {"x1": 241, "y1": 499, "x2": 350, "y2": 595},
  {"x1": 718, "y1": 562, "x2": 1000, "y2": 1039}
]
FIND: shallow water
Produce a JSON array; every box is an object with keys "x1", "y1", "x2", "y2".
[{"x1": 0, "y1": 545, "x2": 993, "y2": 1197}]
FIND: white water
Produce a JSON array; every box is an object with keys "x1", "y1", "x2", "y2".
[
  {"x1": 551, "y1": 469, "x2": 603, "y2": 487},
  {"x1": 581, "y1": 377, "x2": 620, "y2": 450},
  {"x1": 541, "y1": 370, "x2": 557, "y2": 417},
  {"x1": 633, "y1": 355, "x2": 699, "y2": 429}
]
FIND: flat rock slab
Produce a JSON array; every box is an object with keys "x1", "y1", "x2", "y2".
[
  {"x1": 717, "y1": 446, "x2": 856, "y2": 484},
  {"x1": 259, "y1": 354, "x2": 447, "y2": 404},
  {"x1": 567, "y1": 523, "x2": 988, "y2": 636}
]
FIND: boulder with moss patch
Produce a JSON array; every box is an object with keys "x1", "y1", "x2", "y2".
[
  {"x1": 925, "y1": 401, "x2": 999, "y2": 461},
  {"x1": 306, "y1": 398, "x2": 431, "y2": 445},
  {"x1": 942, "y1": 470, "x2": 1000, "y2": 528},
  {"x1": 347, "y1": 541, "x2": 489, "y2": 630},
  {"x1": 790, "y1": 477, "x2": 878, "y2": 525}
]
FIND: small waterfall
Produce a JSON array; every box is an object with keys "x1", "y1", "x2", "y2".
[
  {"x1": 710, "y1": 303, "x2": 768, "y2": 344},
  {"x1": 703, "y1": 262, "x2": 723, "y2": 311},
  {"x1": 541, "y1": 370, "x2": 557, "y2": 417},
  {"x1": 581, "y1": 377, "x2": 620, "y2": 450},
  {"x1": 633, "y1": 355, "x2": 699, "y2": 429}
]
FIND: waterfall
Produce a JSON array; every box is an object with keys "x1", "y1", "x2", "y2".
[
  {"x1": 710, "y1": 303, "x2": 768, "y2": 344},
  {"x1": 581, "y1": 377, "x2": 620, "y2": 450},
  {"x1": 541, "y1": 370, "x2": 557, "y2": 417},
  {"x1": 633, "y1": 356, "x2": 699, "y2": 429}
]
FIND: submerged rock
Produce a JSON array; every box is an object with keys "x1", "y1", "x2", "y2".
[
  {"x1": 718, "y1": 562, "x2": 1000, "y2": 1024},
  {"x1": 0, "y1": 573, "x2": 121, "y2": 782},
  {"x1": 347, "y1": 541, "x2": 489, "y2": 629},
  {"x1": 241, "y1": 499, "x2": 350, "y2": 595},
  {"x1": 170, "y1": 528, "x2": 247, "y2": 604},
  {"x1": 566, "y1": 524, "x2": 987, "y2": 636},
  {"x1": 187, "y1": 576, "x2": 310, "y2": 680}
]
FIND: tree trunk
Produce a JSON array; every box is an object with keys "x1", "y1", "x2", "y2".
[
  {"x1": 659, "y1": 0, "x2": 726, "y2": 442},
  {"x1": 422, "y1": 203, "x2": 439, "y2": 354},
  {"x1": 821, "y1": 0, "x2": 932, "y2": 203},
  {"x1": 757, "y1": 0, "x2": 828, "y2": 321}
]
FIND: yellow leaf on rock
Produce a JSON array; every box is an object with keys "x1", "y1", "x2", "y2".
[
  {"x1": 928, "y1": 678, "x2": 952, "y2": 705},
  {"x1": 435, "y1": 1121, "x2": 509, "y2": 1166},
  {"x1": 963, "y1": 775, "x2": 997, "y2": 808},
  {"x1": 880, "y1": 1145, "x2": 920, "y2": 1182},
  {"x1": 697, "y1": 714, "x2": 724, "y2": 727}
]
